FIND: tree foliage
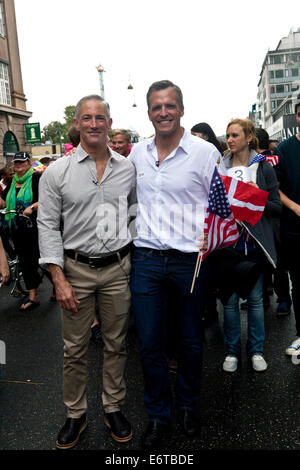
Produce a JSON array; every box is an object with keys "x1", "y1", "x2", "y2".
[{"x1": 42, "y1": 105, "x2": 76, "y2": 143}]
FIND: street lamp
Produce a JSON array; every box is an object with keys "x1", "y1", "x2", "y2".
[{"x1": 96, "y1": 64, "x2": 105, "y2": 98}]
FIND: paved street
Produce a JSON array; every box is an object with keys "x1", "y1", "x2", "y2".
[{"x1": 0, "y1": 275, "x2": 300, "y2": 453}]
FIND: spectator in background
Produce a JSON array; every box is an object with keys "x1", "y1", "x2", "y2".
[
  {"x1": 63, "y1": 125, "x2": 80, "y2": 156},
  {"x1": 0, "y1": 166, "x2": 15, "y2": 259},
  {"x1": 220, "y1": 119, "x2": 281, "y2": 373},
  {"x1": 256, "y1": 128, "x2": 272, "y2": 156},
  {"x1": 191, "y1": 122, "x2": 224, "y2": 326},
  {"x1": 0, "y1": 152, "x2": 42, "y2": 311},
  {"x1": 0, "y1": 166, "x2": 13, "y2": 196},
  {"x1": 269, "y1": 139, "x2": 280, "y2": 154},
  {"x1": 191, "y1": 122, "x2": 224, "y2": 155},
  {"x1": 274, "y1": 101, "x2": 300, "y2": 355},
  {"x1": 0, "y1": 235, "x2": 9, "y2": 285},
  {"x1": 255, "y1": 128, "x2": 291, "y2": 316},
  {"x1": 111, "y1": 129, "x2": 132, "y2": 157}
]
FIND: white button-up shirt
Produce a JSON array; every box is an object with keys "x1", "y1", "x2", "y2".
[{"x1": 129, "y1": 129, "x2": 223, "y2": 252}]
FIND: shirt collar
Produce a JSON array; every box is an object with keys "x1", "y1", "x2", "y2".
[
  {"x1": 146, "y1": 128, "x2": 190, "y2": 155},
  {"x1": 77, "y1": 143, "x2": 117, "y2": 164}
]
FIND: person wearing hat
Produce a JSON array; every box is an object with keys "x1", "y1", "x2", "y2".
[{"x1": 0, "y1": 151, "x2": 42, "y2": 310}]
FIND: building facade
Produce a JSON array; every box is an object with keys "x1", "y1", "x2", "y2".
[
  {"x1": 0, "y1": 0, "x2": 31, "y2": 166},
  {"x1": 256, "y1": 28, "x2": 300, "y2": 140}
]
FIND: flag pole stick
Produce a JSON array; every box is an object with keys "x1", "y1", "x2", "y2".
[{"x1": 190, "y1": 251, "x2": 203, "y2": 294}]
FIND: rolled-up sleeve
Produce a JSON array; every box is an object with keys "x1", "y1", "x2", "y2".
[{"x1": 37, "y1": 166, "x2": 65, "y2": 269}]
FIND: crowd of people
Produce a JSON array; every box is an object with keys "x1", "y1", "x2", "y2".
[{"x1": 0, "y1": 80, "x2": 300, "y2": 451}]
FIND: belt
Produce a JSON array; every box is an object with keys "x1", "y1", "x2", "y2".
[
  {"x1": 65, "y1": 244, "x2": 131, "y2": 268},
  {"x1": 137, "y1": 247, "x2": 198, "y2": 258}
]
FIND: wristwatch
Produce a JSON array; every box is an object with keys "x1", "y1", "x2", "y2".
[{"x1": 30, "y1": 205, "x2": 35, "y2": 211}]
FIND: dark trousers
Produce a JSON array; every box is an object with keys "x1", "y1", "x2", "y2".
[
  {"x1": 130, "y1": 247, "x2": 208, "y2": 424},
  {"x1": 273, "y1": 266, "x2": 291, "y2": 305},
  {"x1": 273, "y1": 240, "x2": 291, "y2": 305},
  {"x1": 12, "y1": 225, "x2": 41, "y2": 290},
  {"x1": 281, "y1": 234, "x2": 300, "y2": 335}
]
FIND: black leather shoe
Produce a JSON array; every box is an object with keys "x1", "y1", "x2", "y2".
[
  {"x1": 56, "y1": 414, "x2": 87, "y2": 449},
  {"x1": 141, "y1": 421, "x2": 169, "y2": 450},
  {"x1": 104, "y1": 411, "x2": 133, "y2": 443},
  {"x1": 178, "y1": 410, "x2": 200, "y2": 437}
]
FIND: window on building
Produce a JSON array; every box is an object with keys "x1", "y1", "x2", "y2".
[
  {"x1": 271, "y1": 55, "x2": 284, "y2": 64},
  {"x1": 291, "y1": 53, "x2": 300, "y2": 63},
  {"x1": 276, "y1": 84, "x2": 284, "y2": 93},
  {"x1": 275, "y1": 69, "x2": 284, "y2": 78},
  {"x1": 0, "y1": 1, "x2": 5, "y2": 37},
  {"x1": 0, "y1": 62, "x2": 12, "y2": 106},
  {"x1": 285, "y1": 68, "x2": 299, "y2": 77},
  {"x1": 269, "y1": 71, "x2": 274, "y2": 79}
]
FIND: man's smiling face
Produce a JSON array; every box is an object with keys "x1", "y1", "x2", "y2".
[{"x1": 147, "y1": 87, "x2": 184, "y2": 137}]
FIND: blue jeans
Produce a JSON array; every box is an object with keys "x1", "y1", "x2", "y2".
[
  {"x1": 130, "y1": 247, "x2": 208, "y2": 424},
  {"x1": 223, "y1": 273, "x2": 265, "y2": 357}
]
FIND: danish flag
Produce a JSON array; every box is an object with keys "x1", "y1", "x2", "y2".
[{"x1": 221, "y1": 175, "x2": 269, "y2": 226}]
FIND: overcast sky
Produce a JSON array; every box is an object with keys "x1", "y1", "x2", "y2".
[{"x1": 14, "y1": 0, "x2": 300, "y2": 139}]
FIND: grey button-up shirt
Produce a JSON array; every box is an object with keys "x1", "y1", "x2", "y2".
[{"x1": 37, "y1": 144, "x2": 136, "y2": 269}]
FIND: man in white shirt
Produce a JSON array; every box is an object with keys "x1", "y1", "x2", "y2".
[{"x1": 129, "y1": 80, "x2": 222, "y2": 450}]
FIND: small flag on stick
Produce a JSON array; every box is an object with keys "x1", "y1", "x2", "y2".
[{"x1": 190, "y1": 167, "x2": 239, "y2": 293}]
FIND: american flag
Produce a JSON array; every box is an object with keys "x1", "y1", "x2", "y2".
[
  {"x1": 191, "y1": 167, "x2": 240, "y2": 291},
  {"x1": 202, "y1": 167, "x2": 239, "y2": 260},
  {"x1": 249, "y1": 153, "x2": 279, "y2": 167}
]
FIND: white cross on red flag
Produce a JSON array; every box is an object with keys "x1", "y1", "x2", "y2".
[{"x1": 220, "y1": 174, "x2": 269, "y2": 226}]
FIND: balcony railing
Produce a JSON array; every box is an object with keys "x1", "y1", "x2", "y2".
[
  {"x1": 269, "y1": 76, "x2": 298, "y2": 84},
  {"x1": 270, "y1": 92, "x2": 292, "y2": 98}
]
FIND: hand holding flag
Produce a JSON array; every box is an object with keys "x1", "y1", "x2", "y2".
[{"x1": 190, "y1": 167, "x2": 239, "y2": 292}]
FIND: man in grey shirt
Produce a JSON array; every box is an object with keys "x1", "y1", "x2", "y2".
[{"x1": 38, "y1": 94, "x2": 136, "y2": 449}]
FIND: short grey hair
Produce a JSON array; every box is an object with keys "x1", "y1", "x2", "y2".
[
  {"x1": 75, "y1": 94, "x2": 110, "y2": 120},
  {"x1": 146, "y1": 80, "x2": 184, "y2": 109}
]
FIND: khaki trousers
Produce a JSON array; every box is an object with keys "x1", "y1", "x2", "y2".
[{"x1": 61, "y1": 253, "x2": 131, "y2": 418}]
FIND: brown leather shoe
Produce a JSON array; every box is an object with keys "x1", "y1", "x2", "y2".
[{"x1": 56, "y1": 414, "x2": 87, "y2": 449}]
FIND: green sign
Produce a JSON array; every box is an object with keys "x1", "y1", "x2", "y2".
[{"x1": 25, "y1": 122, "x2": 41, "y2": 143}]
